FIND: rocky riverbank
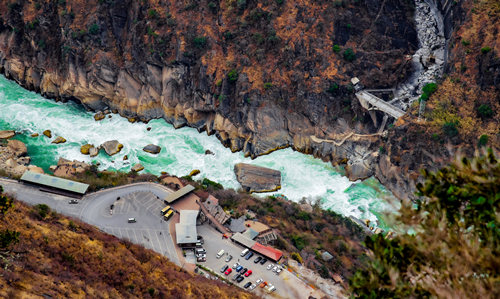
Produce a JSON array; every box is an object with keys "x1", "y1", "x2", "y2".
[
  {"x1": 0, "y1": 0, "x2": 471, "y2": 200},
  {"x1": 0, "y1": 130, "x2": 43, "y2": 176}
]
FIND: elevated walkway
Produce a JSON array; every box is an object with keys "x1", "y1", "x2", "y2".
[{"x1": 355, "y1": 90, "x2": 405, "y2": 119}]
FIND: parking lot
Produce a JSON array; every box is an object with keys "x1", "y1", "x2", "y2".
[{"x1": 197, "y1": 225, "x2": 317, "y2": 298}]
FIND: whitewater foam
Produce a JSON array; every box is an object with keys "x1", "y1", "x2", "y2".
[{"x1": 0, "y1": 75, "x2": 394, "y2": 226}]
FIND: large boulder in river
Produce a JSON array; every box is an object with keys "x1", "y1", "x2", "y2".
[
  {"x1": 52, "y1": 136, "x2": 67, "y2": 144},
  {"x1": 80, "y1": 144, "x2": 93, "y2": 155},
  {"x1": 101, "y1": 140, "x2": 123, "y2": 156},
  {"x1": 0, "y1": 130, "x2": 15, "y2": 139},
  {"x1": 143, "y1": 144, "x2": 161, "y2": 154},
  {"x1": 89, "y1": 147, "x2": 99, "y2": 157},
  {"x1": 43, "y1": 130, "x2": 52, "y2": 138},
  {"x1": 234, "y1": 163, "x2": 281, "y2": 193}
]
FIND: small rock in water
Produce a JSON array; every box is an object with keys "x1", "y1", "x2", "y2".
[
  {"x1": 43, "y1": 130, "x2": 52, "y2": 138},
  {"x1": 31, "y1": 133, "x2": 39, "y2": 137},
  {"x1": 101, "y1": 140, "x2": 123, "y2": 156},
  {"x1": 108, "y1": 115, "x2": 112, "y2": 118},
  {"x1": 143, "y1": 144, "x2": 161, "y2": 154},
  {"x1": 147, "y1": 127, "x2": 152, "y2": 131},
  {"x1": 123, "y1": 155, "x2": 128, "y2": 161},
  {"x1": 205, "y1": 149, "x2": 215, "y2": 155},
  {"x1": 80, "y1": 144, "x2": 94, "y2": 155},
  {"x1": 94, "y1": 112, "x2": 105, "y2": 121},
  {"x1": 89, "y1": 147, "x2": 99, "y2": 157},
  {"x1": 234, "y1": 163, "x2": 281, "y2": 193},
  {"x1": 52, "y1": 136, "x2": 67, "y2": 144},
  {"x1": 128, "y1": 117, "x2": 136, "y2": 123},
  {"x1": 131, "y1": 163, "x2": 144, "y2": 172},
  {"x1": 189, "y1": 169, "x2": 200, "y2": 177}
]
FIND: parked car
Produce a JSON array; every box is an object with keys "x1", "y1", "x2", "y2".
[
  {"x1": 267, "y1": 264, "x2": 274, "y2": 270},
  {"x1": 255, "y1": 278, "x2": 263, "y2": 285},
  {"x1": 249, "y1": 284, "x2": 257, "y2": 290},
  {"x1": 244, "y1": 270, "x2": 252, "y2": 277},
  {"x1": 245, "y1": 252, "x2": 254, "y2": 260},
  {"x1": 232, "y1": 262, "x2": 240, "y2": 269},
  {"x1": 197, "y1": 235, "x2": 204, "y2": 244},
  {"x1": 128, "y1": 218, "x2": 136, "y2": 223},
  {"x1": 266, "y1": 284, "x2": 276, "y2": 293},
  {"x1": 241, "y1": 267, "x2": 248, "y2": 274},
  {"x1": 216, "y1": 249, "x2": 225, "y2": 259},
  {"x1": 232, "y1": 273, "x2": 241, "y2": 281},
  {"x1": 276, "y1": 267, "x2": 283, "y2": 275},
  {"x1": 69, "y1": 199, "x2": 78, "y2": 204},
  {"x1": 235, "y1": 265, "x2": 243, "y2": 272},
  {"x1": 254, "y1": 256, "x2": 262, "y2": 264},
  {"x1": 225, "y1": 268, "x2": 232, "y2": 275},
  {"x1": 240, "y1": 248, "x2": 249, "y2": 257},
  {"x1": 197, "y1": 257, "x2": 206, "y2": 262},
  {"x1": 220, "y1": 265, "x2": 228, "y2": 273},
  {"x1": 260, "y1": 281, "x2": 268, "y2": 288},
  {"x1": 225, "y1": 255, "x2": 233, "y2": 262},
  {"x1": 272, "y1": 266, "x2": 278, "y2": 272},
  {"x1": 236, "y1": 276, "x2": 244, "y2": 283},
  {"x1": 196, "y1": 254, "x2": 206, "y2": 259},
  {"x1": 195, "y1": 248, "x2": 206, "y2": 255},
  {"x1": 243, "y1": 282, "x2": 252, "y2": 289},
  {"x1": 259, "y1": 258, "x2": 268, "y2": 265}
]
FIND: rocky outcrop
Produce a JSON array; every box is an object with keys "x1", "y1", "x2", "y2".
[
  {"x1": 80, "y1": 144, "x2": 93, "y2": 155},
  {"x1": 234, "y1": 163, "x2": 281, "y2": 193},
  {"x1": 100, "y1": 140, "x2": 123, "y2": 156},
  {"x1": 0, "y1": 139, "x2": 38, "y2": 177},
  {"x1": 7, "y1": 139, "x2": 27, "y2": 156},
  {"x1": 143, "y1": 144, "x2": 161, "y2": 154},
  {"x1": 0, "y1": 130, "x2": 15, "y2": 139},
  {"x1": 52, "y1": 136, "x2": 66, "y2": 144},
  {"x1": 52, "y1": 158, "x2": 91, "y2": 178},
  {"x1": 43, "y1": 130, "x2": 52, "y2": 138}
]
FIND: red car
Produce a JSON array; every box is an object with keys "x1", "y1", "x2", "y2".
[
  {"x1": 244, "y1": 270, "x2": 252, "y2": 277},
  {"x1": 225, "y1": 268, "x2": 232, "y2": 275}
]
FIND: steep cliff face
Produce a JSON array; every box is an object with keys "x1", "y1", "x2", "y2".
[
  {"x1": 0, "y1": 0, "x2": 417, "y2": 173},
  {"x1": 377, "y1": 0, "x2": 499, "y2": 199}
]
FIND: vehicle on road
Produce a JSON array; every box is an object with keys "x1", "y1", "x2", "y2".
[
  {"x1": 236, "y1": 276, "x2": 244, "y2": 283},
  {"x1": 244, "y1": 252, "x2": 254, "y2": 260},
  {"x1": 266, "y1": 284, "x2": 276, "y2": 293},
  {"x1": 240, "y1": 248, "x2": 249, "y2": 257},
  {"x1": 197, "y1": 235, "x2": 204, "y2": 244},
  {"x1": 260, "y1": 281, "x2": 268, "y2": 288},
  {"x1": 267, "y1": 264, "x2": 274, "y2": 270},
  {"x1": 163, "y1": 209, "x2": 174, "y2": 221},
  {"x1": 69, "y1": 199, "x2": 78, "y2": 204},
  {"x1": 243, "y1": 282, "x2": 252, "y2": 289},
  {"x1": 276, "y1": 267, "x2": 283, "y2": 275},
  {"x1": 220, "y1": 265, "x2": 228, "y2": 273},
  {"x1": 254, "y1": 256, "x2": 262, "y2": 263},
  {"x1": 232, "y1": 262, "x2": 240, "y2": 269},
  {"x1": 244, "y1": 270, "x2": 252, "y2": 277},
  {"x1": 216, "y1": 249, "x2": 225, "y2": 259},
  {"x1": 255, "y1": 278, "x2": 263, "y2": 285},
  {"x1": 161, "y1": 205, "x2": 171, "y2": 215},
  {"x1": 259, "y1": 258, "x2": 267, "y2": 265},
  {"x1": 225, "y1": 268, "x2": 232, "y2": 275},
  {"x1": 249, "y1": 284, "x2": 257, "y2": 290},
  {"x1": 128, "y1": 218, "x2": 136, "y2": 223},
  {"x1": 235, "y1": 265, "x2": 243, "y2": 272},
  {"x1": 225, "y1": 254, "x2": 233, "y2": 262}
]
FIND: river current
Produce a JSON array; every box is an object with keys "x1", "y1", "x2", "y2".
[{"x1": 0, "y1": 75, "x2": 394, "y2": 227}]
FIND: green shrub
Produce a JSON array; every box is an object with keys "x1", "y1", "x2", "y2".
[
  {"x1": 291, "y1": 252, "x2": 303, "y2": 263},
  {"x1": 202, "y1": 178, "x2": 223, "y2": 190},
  {"x1": 227, "y1": 69, "x2": 238, "y2": 82},
  {"x1": 478, "y1": 134, "x2": 488, "y2": 147},
  {"x1": 442, "y1": 121, "x2": 459, "y2": 137},
  {"x1": 477, "y1": 104, "x2": 493, "y2": 118},
  {"x1": 296, "y1": 211, "x2": 311, "y2": 221},
  {"x1": 332, "y1": 44, "x2": 341, "y2": 53},
  {"x1": 420, "y1": 82, "x2": 438, "y2": 101},
  {"x1": 148, "y1": 8, "x2": 158, "y2": 19},
  {"x1": 263, "y1": 82, "x2": 273, "y2": 89},
  {"x1": 0, "y1": 194, "x2": 13, "y2": 216},
  {"x1": 0, "y1": 229, "x2": 20, "y2": 249},
  {"x1": 88, "y1": 23, "x2": 100, "y2": 35},
  {"x1": 192, "y1": 36, "x2": 207, "y2": 49},
  {"x1": 461, "y1": 39, "x2": 470, "y2": 46},
  {"x1": 480, "y1": 46, "x2": 492, "y2": 54},
  {"x1": 34, "y1": 204, "x2": 51, "y2": 219},
  {"x1": 327, "y1": 83, "x2": 339, "y2": 94},
  {"x1": 208, "y1": 2, "x2": 217, "y2": 13},
  {"x1": 343, "y1": 48, "x2": 356, "y2": 62}
]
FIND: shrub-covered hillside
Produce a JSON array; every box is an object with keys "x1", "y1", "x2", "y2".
[{"x1": 0, "y1": 189, "x2": 251, "y2": 298}]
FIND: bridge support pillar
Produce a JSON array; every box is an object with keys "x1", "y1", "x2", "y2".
[
  {"x1": 378, "y1": 115, "x2": 389, "y2": 134},
  {"x1": 368, "y1": 110, "x2": 377, "y2": 127}
]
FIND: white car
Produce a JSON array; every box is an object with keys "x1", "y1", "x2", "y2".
[
  {"x1": 232, "y1": 262, "x2": 240, "y2": 269},
  {"x1": 255, "y1": 278, "x2": 263, "y2": 285},
  {"x1": 276, "y1": 267, "x2": 282, "y2": 275},
  {"x1": 267, "y1": 264, "x2": 274, "y2": 270},
  {"x1": 249, "y1": 284, "x2": 257, "y2": 290},
  {"x1": 266, "y1": 284, "x2": 276, "y2": 293},
  {"x1": 272, "y1": 266, "x2": 278, "y2": 272}
]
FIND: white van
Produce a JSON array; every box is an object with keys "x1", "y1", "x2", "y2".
[
  {"x1": 216, "y1": 249, "x2": 225, "y2": 259},
  {"x1": 240, "y1": 248, "x2": 249, "y2": 257}
]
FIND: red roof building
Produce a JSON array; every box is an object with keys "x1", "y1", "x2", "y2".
[{"x1": 251, "y1": 242, "x2": 283, "y2": 262}]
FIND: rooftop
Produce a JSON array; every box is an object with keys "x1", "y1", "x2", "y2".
[
  {"x1": 20, "y1": 171, "x2": 89, "y2": 194},
  {"x1": 164, "y1": 184, "x2": 195, "y2": 203},
  {"x1": 176, "y1": 210, "x2": 199, "y2": 244}
]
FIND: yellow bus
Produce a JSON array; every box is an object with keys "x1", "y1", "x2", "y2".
[
  {"x1": 163, "y1": 209, "x2": 174, "y2": 221},
  {"x1": 161, "y1": 205, "x2": 171, "y2": 215}
]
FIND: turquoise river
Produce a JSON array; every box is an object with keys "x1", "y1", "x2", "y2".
[{"x1": 0, "y1": 75, "x2": 395, "y2": 227}]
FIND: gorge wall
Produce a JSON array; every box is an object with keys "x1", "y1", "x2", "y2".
[{"x1": 0, "y1": 0, "x2": 492, "y2": 201}]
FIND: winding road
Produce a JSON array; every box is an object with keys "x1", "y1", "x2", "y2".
[{"x1": 0, "y1": 178, "x2": 181, "y2": 266}]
